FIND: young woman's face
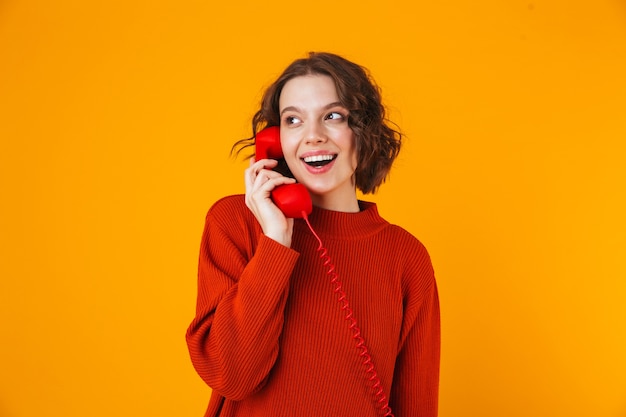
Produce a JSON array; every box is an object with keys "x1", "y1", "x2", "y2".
[{"x1": 278, "y1": 74, "x2": 358, "y2": 211}]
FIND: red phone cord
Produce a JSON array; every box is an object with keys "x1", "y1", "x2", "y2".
[{"x1": 303, "y1": 213, "x2": 394, "y2": 417}]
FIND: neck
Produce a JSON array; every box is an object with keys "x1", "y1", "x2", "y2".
[{"x1": 310, "y1": 192, "x2": 360, "y2": 213}]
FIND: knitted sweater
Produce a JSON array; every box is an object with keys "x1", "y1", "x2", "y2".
[{"x1": 186, "y1": 195, "x2": 440, "y2": 417}]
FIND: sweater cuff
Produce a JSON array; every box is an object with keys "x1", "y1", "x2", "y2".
[{"x1": 254, "y1": 234, "x2": 300, "y2": 276}]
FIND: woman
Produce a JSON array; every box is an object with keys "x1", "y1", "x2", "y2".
[{"x1": 186, "y1": 52, "x2": 440, "y2": 417}]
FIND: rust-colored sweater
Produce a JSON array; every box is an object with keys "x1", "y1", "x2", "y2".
[{"x1": 186, "y1": 195, "x2": 440, "y2": 417}]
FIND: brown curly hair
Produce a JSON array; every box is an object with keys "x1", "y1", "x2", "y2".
[{"x1": 232, "y1": 52, "x2": 402, "y2": 194}]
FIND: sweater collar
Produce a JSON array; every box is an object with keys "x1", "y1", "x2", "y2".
[{"x1": 295, "y1": 200, "x2": 388, "y2": 240}]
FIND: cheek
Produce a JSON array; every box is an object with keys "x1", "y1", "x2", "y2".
[
  {"x1": 279, "y1": 132, "x2": 299, "y2": 162},
  {"x1": 345, "y1": 133, "x2": 358, "y2": 169}
]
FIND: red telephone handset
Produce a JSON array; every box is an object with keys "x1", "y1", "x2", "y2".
[{"x1": 255, "y1": 126, "x2": 312, "y2": 219}]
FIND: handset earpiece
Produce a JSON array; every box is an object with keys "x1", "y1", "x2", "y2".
[{"x1": 255, "y1": 127, "x2": 312, "y2": 218}]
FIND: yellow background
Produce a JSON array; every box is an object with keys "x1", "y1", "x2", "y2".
[{"x1": 1, "y1": 1, "x2": 625, "y2": 416}]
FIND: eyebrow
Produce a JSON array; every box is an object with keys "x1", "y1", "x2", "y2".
[{"x1": 279, "y1": 101, "x2": 345, "y2": 117}]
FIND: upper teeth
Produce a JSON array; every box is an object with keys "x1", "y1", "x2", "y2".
[{"x1": 303, "y1": 155, "x2": 334, "y2": 163}]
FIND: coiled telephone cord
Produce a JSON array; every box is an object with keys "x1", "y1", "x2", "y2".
[{"x1": 303, "y1": 214, "x2": 394, "y2": 417}]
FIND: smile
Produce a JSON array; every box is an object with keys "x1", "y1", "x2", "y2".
[{"x1": 302, "y1": 154, "x2": 337, "y2": 167}]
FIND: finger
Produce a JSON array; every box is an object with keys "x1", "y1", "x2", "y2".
[
  {"x1": 248, "y1": 165, "x2": 281, "y2": 190},
  {"x1": 254, "y1": 168, "x2": 294, "y2": 187},
  {"x1": 250, "y1": 158, "x2": 278, "y2": 175},
  {"x1": 255, "y1": 174, "x2": 296, "y2": 194},
  {"x1": 251, "y1": 171, "x2": 273, "y2": 192},
  {"x1": 244, "y1": 163, "x2": 257, "y2": 192},
  {"x1": 245, "y1": 159, "x2": 276, "y2": 190}
]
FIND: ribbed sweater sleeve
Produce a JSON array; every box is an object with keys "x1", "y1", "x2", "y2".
[
  {"x1": 390, "y1": 233, "x2": 440, "y2": 416},
  {"x1": 185, "y1": 196, "x2": 300, "y2": 400}
]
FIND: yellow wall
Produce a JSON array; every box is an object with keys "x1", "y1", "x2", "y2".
[{"x1": 1, "y1": 1, "x2": 625, "y2": 416}]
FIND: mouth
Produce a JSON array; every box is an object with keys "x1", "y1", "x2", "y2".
[{"x1": 301, "y1": 154, "x2": 337, "y2": 168}]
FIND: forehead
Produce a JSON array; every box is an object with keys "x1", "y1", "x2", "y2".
[{"x1": 279, "y1": 74, "x2": 339, "y2": 109}]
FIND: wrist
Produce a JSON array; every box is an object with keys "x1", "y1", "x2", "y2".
[{"x1": 265, "y1": 229, "x2": 292, "y2": 248}]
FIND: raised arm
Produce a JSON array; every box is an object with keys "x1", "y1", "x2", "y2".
[{"x1": 186, "y1": 198, "x2": 300, "y2": 400}]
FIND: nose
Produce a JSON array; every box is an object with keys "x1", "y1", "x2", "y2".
[{"x1": 303, "y1": 121, "x2": 327, "y2": 145}]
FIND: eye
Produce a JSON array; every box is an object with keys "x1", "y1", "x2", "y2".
[
  {"x1": 284, "y1": 115, "x2": 302, "y2": 125},
  {"x1": 325, "y1": 111, "x2": 345, "y2": 121}
]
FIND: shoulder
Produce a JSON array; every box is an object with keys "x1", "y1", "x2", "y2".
[
  {"x1": 207, "y1": 194, "x2": 248, "y2": 218},
  {"x1": 205, "y1": 194, "x2": 258, "y2": 232},
  {"x1": 381, "y1": 223, "x2": 435, "y2": 287},
  {"x1": 359, "y1": 201, "x2": 432, "y2": 261},
  {"x1": 201, "y1": 195, "x2": 263, "y2": 256},
  {"x1": 385, "y1": 224, "x2": 430, "y2": 256}
]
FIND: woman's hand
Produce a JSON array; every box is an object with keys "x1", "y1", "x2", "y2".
[{"x1": 244, "y1": 158, "x2": 297, "y2": 247}]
